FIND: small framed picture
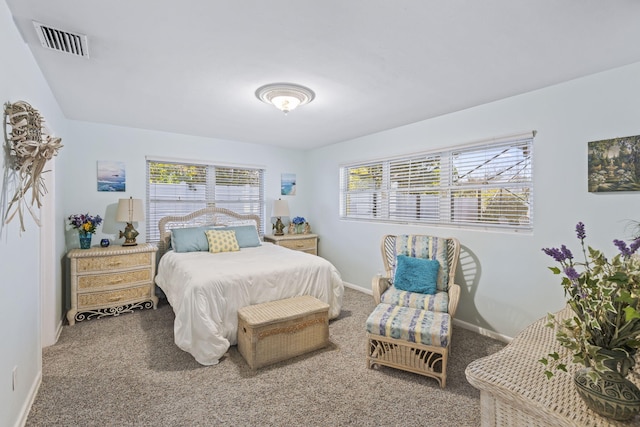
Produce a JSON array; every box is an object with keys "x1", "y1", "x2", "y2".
[
  {"x1": 281, "y1": 173, "x2": 296, "y2": 195},
  {"x1": 97, "y1": 161, "x2": 126, "y2": 192}
]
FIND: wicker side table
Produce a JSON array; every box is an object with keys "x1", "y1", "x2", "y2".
[
  {"x1": 465, "y1": 307, "x2": 640, "y2": 426},
  {"x1": 67, "y1": 243, "x2": 158, "y2": 325},
  {"x1": 263, "y1": 233, "x2": 318, "y2": 255}
]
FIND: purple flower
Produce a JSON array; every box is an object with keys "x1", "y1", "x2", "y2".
[
  {"x1": 564, "y1": 266, "x2": 580, "y2": 281},
  {"x1": 575, "y1": 222, "x2": 586, "y2": 240},
  {"x1": 630, "y1": 238, "x2": 640, "y2": 255},
  {"x1": 560, "y1": 244, "x2": 573, "y2": 260},
  {"x1": 542, "y1": 247, "x2": 567, "y2": 263},
  {"x1": 614, "y1": 239, "x2": 632, "y2": 257},
  {"x1": 68, "y1": 213, "x2": 103, "y2": 233}
]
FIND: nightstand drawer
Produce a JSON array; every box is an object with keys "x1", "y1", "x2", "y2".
[
  {"x1": 77, "y1": 252, "x2": 151, "y2": 272},
  {"x1": 279, "y1": 237, "x2": 316, "y2": 251},
  {"x1": 78, "y1": 269, "x2": 151, "y2": 290},
  {"x1": 78, "y1": 285, "x2": 153, "y2": 308}
]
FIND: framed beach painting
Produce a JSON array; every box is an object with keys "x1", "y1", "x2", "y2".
[
  {"x1": 588, "y1": 135, "x2": 640, "y2": 192},
  {"x1": 97, "y1": 161, "x2": 126, "y2": 192},
  {"x1": 281, "y1": 173, "x2": 296, "y2": 196}
]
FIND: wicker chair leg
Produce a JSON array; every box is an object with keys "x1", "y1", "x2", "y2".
[{"x1": 366, "y1": 333, "x2": 448, "y2": 388}]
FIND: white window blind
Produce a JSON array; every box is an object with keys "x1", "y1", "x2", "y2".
[
  {"x1": 146, "y1": 160, "x2": 265, "y2": 243},
  {"x1": 340, "y1": 132, "x2": 534, "y2": 230}
]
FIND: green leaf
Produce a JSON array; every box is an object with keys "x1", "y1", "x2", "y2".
[
  {"x1": 549, "y1": 352, "x2": 560, "y2": 361},
  {"x1": 549, "y1": 266, "x2": 561, "y2": 274},
  {"x1": 557, "y1": 364, "x2": 567, "y2": 372},
  {"x1": 602, "y1": 301, "x2": 616, "y2": 313},
  {"x1": 624, "y1": 306, "x2": 640, "y2": 322},
  {"x1": 608, "y1": 271, "x2": 628, "y2": 283},
  {"x1": 544, "y1": 370, "x2": 554, "y2": 379},
  {"x1": 618, "y1": 290, "x2": 635, "y2": 304},
  {"x1": 539, "y1": 358, "x2": 548, "y2": 366}
]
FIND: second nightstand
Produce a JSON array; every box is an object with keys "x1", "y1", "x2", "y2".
[{"x1": 264, "y1": 233, "x2": 318, "y2": 255}]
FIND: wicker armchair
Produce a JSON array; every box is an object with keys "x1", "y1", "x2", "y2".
[
  {"x1": 366, "y1": 234, "x2": 461, "y2": 387},
  {"x1": 372, "y1": 234, "x2": 461, "y2": 317}
]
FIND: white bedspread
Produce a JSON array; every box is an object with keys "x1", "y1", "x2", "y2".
[{"x1": 155, "y1": 243, "x2": 344, "y2": 365}]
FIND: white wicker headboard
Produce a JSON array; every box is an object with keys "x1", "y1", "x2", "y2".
[{"x1": 157, "y1": 207, "x2": 261, "y2": 259}]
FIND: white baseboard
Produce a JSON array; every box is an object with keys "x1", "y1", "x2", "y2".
[
  {"x1": 343, "y1": 281, "x2": 513, "y2": 343},
  {"x1": 452, "y1": 318, "x2": 513, "y2": 343},
  {"x1": 14, "y1": 370, "x2": 41, "y2": 427},
  {"x1": 54, "y1": 319, "x2": 63, "y2": 344},
  {"x1": 343, "y1": 281, "x2": 371, "y2": 295}
]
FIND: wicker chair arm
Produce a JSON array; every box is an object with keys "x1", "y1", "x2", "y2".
[
  {"x1": 448, "y1": 283, "x2": 461, "y2": 318},
  {"x1": 372, "y1": 275, "x2": 391, "y2": 304}
]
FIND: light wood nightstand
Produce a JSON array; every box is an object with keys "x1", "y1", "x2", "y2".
[
  {"x1": 66, "y1": 243, "x2": 158, "y2": 325},
  {"x1": 263, "y1": 233, "x2": 318, "y2": 255}
]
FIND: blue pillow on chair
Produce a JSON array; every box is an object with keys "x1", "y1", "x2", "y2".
[{"x1": 393, "y1": 255, "x2": 440, "y2": 294}]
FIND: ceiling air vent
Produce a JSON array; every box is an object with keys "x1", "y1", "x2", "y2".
[{"x1": 32, "y1": 21, "x2": 89, "y2": 58}]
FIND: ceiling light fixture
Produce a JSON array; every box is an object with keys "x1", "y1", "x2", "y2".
[{"x1": 255, "y1": 83, "x2": 315, "y2": 115}]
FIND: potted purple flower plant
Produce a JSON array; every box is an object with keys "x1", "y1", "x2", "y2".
[{"x1": 541, "y1": 222, "x2": 640, "y2": 420}]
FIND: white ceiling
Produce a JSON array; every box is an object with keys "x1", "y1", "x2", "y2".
[{"x1": 6, "y1": 1, "x2": 640, "y2": 150}]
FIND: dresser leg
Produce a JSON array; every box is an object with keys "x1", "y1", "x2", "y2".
[{"x1": 67, "y1": 310, "x2": 77, "y2": 326}]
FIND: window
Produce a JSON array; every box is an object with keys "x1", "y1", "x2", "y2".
[
  {"x1": 340, "y1": 132, "x2": 534, "y2": 230},
  {"x1": 146, "y1": 159, "x2": 265, "y2": 243}
]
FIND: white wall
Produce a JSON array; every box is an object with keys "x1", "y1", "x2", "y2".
[
  {"x1": 0, "y1": 0, "x2": 67, "y2": 425},
  {"x1": 59, "y1": 121, "x2": 310, "y2": 249},
  {"x1": 308, "y1": 61, "x2": 640, "y2": 338}
]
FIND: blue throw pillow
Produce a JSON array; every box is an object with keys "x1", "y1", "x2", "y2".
[
  {"x1": 223, "y1": 225, "x2": 261, "y2": 248},
  {"x1": 393, "y1": 255, "x2": 440, "y2": 294},
  {"x1": 171, "y1": 226, "x2": 215, "y2": 252}
]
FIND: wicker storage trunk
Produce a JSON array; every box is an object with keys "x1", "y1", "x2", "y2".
[{"x1": 237, "y1": 295, "x2": 330, "y2": 369}]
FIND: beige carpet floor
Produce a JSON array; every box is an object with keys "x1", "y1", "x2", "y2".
[{"x1": 26, "y1": 287, "x2": 505, "y2": 426}]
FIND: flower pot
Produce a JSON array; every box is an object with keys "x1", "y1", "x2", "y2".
[
  {"x1": 574, "y1": 367, "x2": 640, "y2": 421},
  {"x1": 78, "y1": 232, "x2": 93, "y2": 249}
]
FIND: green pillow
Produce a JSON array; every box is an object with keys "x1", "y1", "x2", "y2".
[{"x1": 393, "y1": 255, "x2": 440, "y2": 294}]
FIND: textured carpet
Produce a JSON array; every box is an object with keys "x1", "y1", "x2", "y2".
[{"x1": 26, "y1": 288, "x2": 505, "y2": 426}]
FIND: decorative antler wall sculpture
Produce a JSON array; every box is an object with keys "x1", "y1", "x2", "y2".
[{"x1": 3, "y1": 100, "x2": 63, "y2": 232}]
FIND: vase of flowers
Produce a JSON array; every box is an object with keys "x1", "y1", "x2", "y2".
[
  {"x1": 68, "y1": 213, "x2": 103, "y2": 249},
  {"x1": 541, "y1": 222, "x2": 640, "y2": 420},
  {"x1": 292, "y1": 216, "x2": 306, "y2": 234}
]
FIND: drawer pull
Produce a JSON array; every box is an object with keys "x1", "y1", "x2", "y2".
[
  {"x1": 109, "y1": 278, "x2": 124, "y2": 284},
  {"x1": 108, "y1": 296, "x2": 122, "y2": 302},
  {"x1": 295, "y1": 244, "x2": 304, "y2": 248},
  {"x1": 108, "y1": 261, "x2": 122, "y2": 267}
]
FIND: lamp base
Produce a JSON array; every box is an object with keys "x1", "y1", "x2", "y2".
[
  {"x1": 119, "y1": 223, "x2": 139, "y2": 246},
  {"x1": 272, "y1": 217, "x2": 285, "y2": 236}
]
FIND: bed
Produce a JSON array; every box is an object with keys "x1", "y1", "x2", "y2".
[{"x1": 154, "y1": 207, "x2": 344, "y2": 365}]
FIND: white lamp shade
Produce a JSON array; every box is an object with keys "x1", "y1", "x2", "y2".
[
  {"x1": 116, "y1": 197, "x2": 144, "y2": 222},
  {"x1": 272, "y1": 199, "x2": 290, "y2": 217}
]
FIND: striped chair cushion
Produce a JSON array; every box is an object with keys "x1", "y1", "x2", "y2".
[
  {"x1": 380, "y1": 285, "x2": 449, "y2": 313},
  {"x1": 366, "y1": 303, "x2": 450, "y2": 348},
  {"x1": 393, "y1": 235, "x2": 450, "y2": 292}
]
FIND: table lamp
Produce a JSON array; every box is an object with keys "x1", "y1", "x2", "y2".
[
  {"x1": 271, "y1": 199, "x2": 289, "y2": 236},
  {"x1": 117, "y1": 197, "x2": 144, "y2": 246}
]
